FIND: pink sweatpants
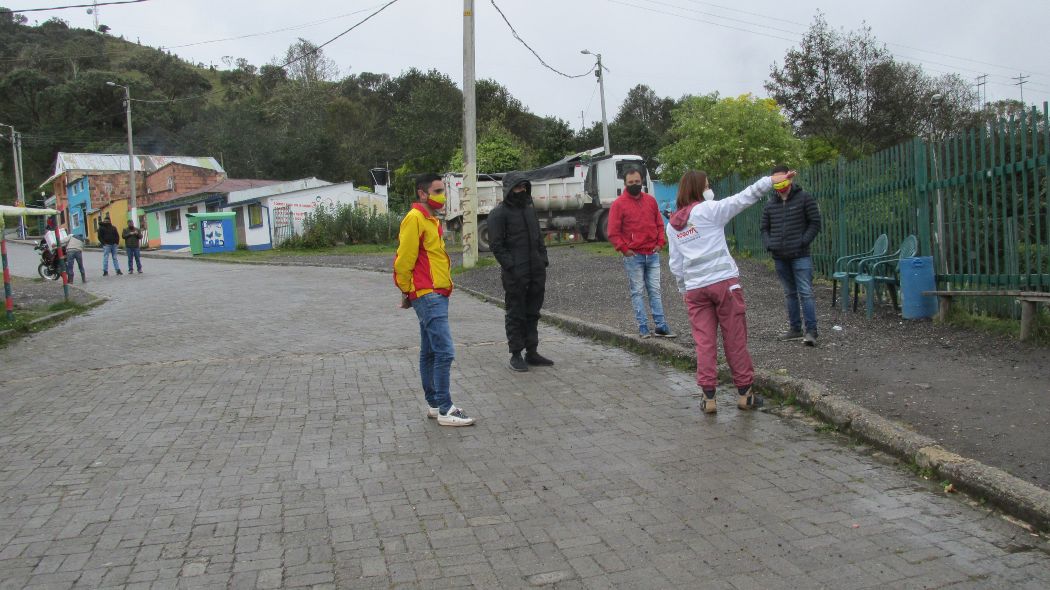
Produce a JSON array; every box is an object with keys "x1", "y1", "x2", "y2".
[{"x1": 684, "y1": 277, "x2": 755, "y2": 390}]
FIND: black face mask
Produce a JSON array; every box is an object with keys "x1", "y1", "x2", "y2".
[
  {"x1": 626, "y1": 184, "x2": 642, "y2": 196},
  {"x1": 509, "y1": 190, "x2": 528, "y2": 205}
]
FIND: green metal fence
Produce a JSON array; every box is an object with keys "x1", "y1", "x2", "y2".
[{"x1": 712, "y1": 102, "x2": 1049, "y2": 316}]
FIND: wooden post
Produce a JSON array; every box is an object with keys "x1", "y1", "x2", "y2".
[
  {"x1": 935, "y1": 295, "x2": 951, "y2": 323},
  {"x1": 1019, "y1": 300, "x2": 1035, "y2": 342}
]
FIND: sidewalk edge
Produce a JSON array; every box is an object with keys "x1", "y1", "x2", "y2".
[{"x1": 457, "y1": 284, "x2": 1050, "y2": 534}]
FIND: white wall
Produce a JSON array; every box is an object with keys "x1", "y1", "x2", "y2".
[{"x1": 227, "y1": 182, "x2": 389, "y2": 249}]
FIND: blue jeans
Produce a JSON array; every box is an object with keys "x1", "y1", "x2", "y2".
[
  {"x1": 774, "y1": 256, "x2": 818, "y2": 335},
  {"x1": 623, "y1": 253, "x2": 669, "y2": 335},
  {"x1": 127, "y1": 247, "x2": 142, "y2": 272},
  {"x1": 411, "y1": 292, "x2": 454, "y2": 413},
  {"x1": 102, "y1": 244, "x2": 121, "y2": 273},
  {"x1": 66, "y1": 250, "x2": 85, "y2": 281}
]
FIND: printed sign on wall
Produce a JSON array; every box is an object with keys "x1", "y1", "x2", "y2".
[{"x1": 202, "y1": 220, "x2": 225, "y2": 247}]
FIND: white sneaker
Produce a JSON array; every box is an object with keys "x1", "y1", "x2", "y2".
[
  {"x1": 437, "y1": 406, "x2": 475, "y2": 427},
  {"x1": 426, "y1": 406, "x2": 440, "y2": 419}
]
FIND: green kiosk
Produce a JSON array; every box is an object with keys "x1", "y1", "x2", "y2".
[{"x1": 187, "y1": 212, "x2": 238, "y2": 255}]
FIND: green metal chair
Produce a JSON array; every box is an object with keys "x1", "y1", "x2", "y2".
[
  {"x1": 853, "y1": 235, "x2": 918, "y2": 318},
  {"x1": 831, "y1": 233, "x2": 888, "y2": 311}
]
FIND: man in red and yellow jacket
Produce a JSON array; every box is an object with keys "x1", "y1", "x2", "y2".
[
  {"x1": 393, "y1": 173, "x2": 474, "y2": 426},
  {"x1": 607, "y1": 166, "x2": 676, "y2": 339}
]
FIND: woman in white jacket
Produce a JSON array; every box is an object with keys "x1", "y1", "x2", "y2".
[{"x1": 666, "y1": 169, "x2": 796, "y2": 414}]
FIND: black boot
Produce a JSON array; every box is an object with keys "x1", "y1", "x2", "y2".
[
  {"x1": 525, "y1": 350, "x2": 554, "y2": 366},
  {"x1": 508, "y1": 352, "x2": 529, "y2": 372}
]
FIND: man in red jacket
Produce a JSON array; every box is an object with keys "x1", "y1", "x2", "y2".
[{"x1": 607, "y1": 166, "x2": 676, "y2": 339}]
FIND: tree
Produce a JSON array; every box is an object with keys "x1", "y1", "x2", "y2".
[
  {"x1": 765, "y1": 12, "x2": 975, "y2": 159},
  {"x1": 0, "y1": 6, "x2": 29, "y2": 25},
  {"x1": 658, "y1": 93, "x2": 803, "y2": 182},
  {"x1": 279, "y1": 38, "x2": 338, "y2": 87},
  {"x1": 449, "y1": 123, "x2": 530, "y2": 173}
]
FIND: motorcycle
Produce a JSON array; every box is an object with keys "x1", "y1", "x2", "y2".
[{"x1": 34, "y1": 241, "x2": 63, "y2": 281}]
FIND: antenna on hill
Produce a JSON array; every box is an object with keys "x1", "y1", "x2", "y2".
[{"x1": 87, "y1": 1, "x2": 100, "y2": 31}]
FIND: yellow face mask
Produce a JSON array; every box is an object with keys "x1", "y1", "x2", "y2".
[{"x1": 772, "y1": 179, "x2": 792, "y2": 192}]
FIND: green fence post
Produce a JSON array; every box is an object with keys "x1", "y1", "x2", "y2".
[
  {"x1": 836, "y1": 156, "x2": 846, "y2": 264},
  {"x1": 913, "y1": 137, "x2": 932, "y2": 258}
]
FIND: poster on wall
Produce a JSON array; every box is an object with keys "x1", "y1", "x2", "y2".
[{"x1": 202, "y1": 220, "x2": 225, "y2": 247}]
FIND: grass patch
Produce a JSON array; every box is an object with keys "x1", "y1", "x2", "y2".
[
  {"x1": 946, "y1": 306, "x2": 1050, "y2": 345},
  {"x1": 0, "y1": 301, "x2": 90, "y2": 342},
  {"x1": 206, "y1": 243, "x2": 398, "y2": 261},
  {"x1": 452, "y1": 257, "x2": 498, "y2": 276},
  {"x1": 558, "y1": 242, "x2": 624, "y2": 257}
]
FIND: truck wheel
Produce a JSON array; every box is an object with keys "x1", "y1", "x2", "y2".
[
  {"x1": 478, "y1": 219, "x2": 491, "y2": 252},
  {"x1": 596, "y1": 210, "x2": 610, "y2": 242}
]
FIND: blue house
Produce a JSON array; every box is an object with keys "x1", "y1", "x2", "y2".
[{"x1": 65, "y1": 176, "x2": 92, "y2": 238}]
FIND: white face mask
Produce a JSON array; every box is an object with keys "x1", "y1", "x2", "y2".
[{"x1": 703, "y1": 188, "x2": 715, "y2": 201}]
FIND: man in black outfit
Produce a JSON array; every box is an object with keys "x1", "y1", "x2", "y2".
[
  {"x1": 761, "y1": 164, "x2": 822, "y2": 346},
  {"x1": 488, "y1": 173, "x2": 554, "y2": 372}
]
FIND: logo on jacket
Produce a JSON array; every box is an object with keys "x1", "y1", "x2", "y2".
[{"x1": 675, "y1": 225, "x2": 700, "y2": 244}]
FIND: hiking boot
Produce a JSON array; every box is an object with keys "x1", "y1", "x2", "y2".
[
  {"x1": 103, "y1": 271, "x2": 109, "y2": 277},
  {"x1": 508, "y1": 352, "x2": 529, "y2": 372},
  {"x1": 737, "y1": 386, "x2": 764, "y2": 410},
  {"x1": 128, "y1": 270, "x2": 134, "y2": 274},
  {"x1": 701, "y1": 391, "x2": 717, "y2": 414},
  {"x1": 437, "y1": 406, "x2": 475, "y2": 427},
  {"x1": 640, "y1": 330, "x2": 652, "y2": 339},
  {"x1": 803, "y1": 332, "x2": 818, "y2": 347},
  {"x1": 426, "y1": 406, "x2": 440, "y2": 419},
  {"x1": 116, "y1": 270, "x2": 123, "y2": 276},
  {"x1": 525, "y1": 351, "x2": 554, "y2": 366},
  {"x1": 654, "y1": 326, "x2": 676, "y2": 338},
  {"x1": 778, "y1": 329, "x2": 804, "y2": 341}
]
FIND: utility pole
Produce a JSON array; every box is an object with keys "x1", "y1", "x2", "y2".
[
  {"x1": 581, "y1": 49, "x2": 610, "y2": 155},
  {"x1": 461, "y1": 0, "x2": 478, "y2": 268},
  {"x1": 974, "y1": 74, "x2": 987, "y2": 111},
  {"x1": 1, "y1": 123, "x2": 27, "y2": 238},
  {"x1": 1013, "y1": 73, "x2": 1029, "y2": 105},
  {"x1": 107, "y1": 81, "x2": 137, "y2": 225},
  {"x1": 14, "y1": 131, "x2": 26, "y2": 238}
]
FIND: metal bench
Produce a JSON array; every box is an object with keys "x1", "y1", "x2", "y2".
[{"x1": 922, "y1": 290, "x2": 1050, "y2": 342}]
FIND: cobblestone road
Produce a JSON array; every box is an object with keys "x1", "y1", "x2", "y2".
[{"x1": 1, "y1": 243, "x2": 1048, "y2": 589}]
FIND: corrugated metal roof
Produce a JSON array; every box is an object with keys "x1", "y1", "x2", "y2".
[
  {"x1": 226, "y1": 177, "x2": 332, "y2": 204},
  {"x1": 47, "y1": 153, "x2": 225, "y2": 181},
  {"x1": 142, "y1": 178, "x2": 283, "y2": 211}
]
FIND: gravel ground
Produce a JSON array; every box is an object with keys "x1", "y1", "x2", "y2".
[
  {"x1": 445, "y1": 246, "x2": 1050, "y2": 491},
  {"x1": 165, "y1": 245, "x2": 1050, "y2": 490}
]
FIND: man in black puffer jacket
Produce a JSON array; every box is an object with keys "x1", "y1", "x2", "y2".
[
  {"x1": 761, "y1": 165, "x2": 822, "y2": 345},
  {"x1": 488, "y1": 173, "x2": 553, "y2": 372}
]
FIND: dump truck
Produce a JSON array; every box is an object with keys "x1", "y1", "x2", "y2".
[{"x1": 443, "y1": 149, "x2": 650, "y2": 251}]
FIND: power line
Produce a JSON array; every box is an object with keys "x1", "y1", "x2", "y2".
[
  {"x1": 6, "y1": 0, "x2": 148, "y2": 13},
  {"x1": 127, "y1": 1, "x2": 402, "y2": 105},
  {"x1": 609, "y1": 0, "x2": 1050, "y2": 93},
  {"x1": 607, "y1": 0, "x2": 798, "y2": 44},
  {"x1": 0, "y1": 3, "x2": 385, "y2": 63},
  {"x1": 277, "y1": 0, "x2": 401, "y2": 70},
  {"x1": 489, "y1": 0, "x2": 595, "y2": 79}
]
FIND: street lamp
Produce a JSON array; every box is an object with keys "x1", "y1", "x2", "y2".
[
  {"x1": 581, "y1": 49, "x2": 610, "y2": 155},
  {"x1": 929, "y1": 93, "x2": 948, "y2": 280},
  {"x1": 106, "y1": 81, "x2": 137, "y2": 224}
]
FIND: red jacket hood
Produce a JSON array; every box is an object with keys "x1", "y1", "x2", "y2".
[{"x1": 670, "y1": 202, "x2": 699, "y2": 231}]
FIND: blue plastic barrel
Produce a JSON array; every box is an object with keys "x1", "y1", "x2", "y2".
[{"x1": 900, "y1": 256, "x2": 937, "y2": 319}]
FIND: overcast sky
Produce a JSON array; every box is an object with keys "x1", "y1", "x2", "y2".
[{"x1": 33, "y1": 0, "x2": 1050, "y2": 131}]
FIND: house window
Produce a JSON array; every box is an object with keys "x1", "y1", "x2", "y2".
[
  {"x1": 165, "y1": 209, "x2": 181, "y2": 232},
  {"x1": 248, "y1": 203, "x2": 263, "y2": 228},
  {"x1": 187, "y1": 206, "x2": 198, "y2": 214},
  {"x1": 72, "y1": 211, "x2": 82, "y2": 229},
  {"x1": 205, "y1": 203, "x2": 218, "y2": 212},
  {"x1": 167, "y1": 176, "x2": 175, "y2": 191}
]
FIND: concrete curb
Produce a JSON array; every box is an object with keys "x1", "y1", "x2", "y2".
[
  {"x1": 0, "y1": 296, "x2": 107, "y2": 342},
  {"x1": 456, "y1": 284, "x2": 1050, "y2": 533}
]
